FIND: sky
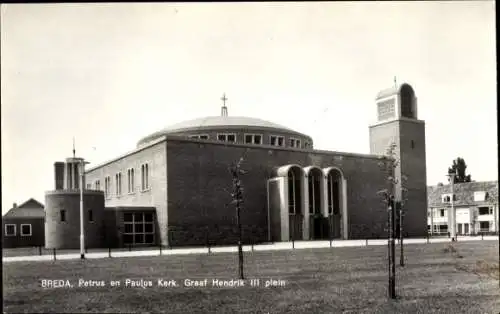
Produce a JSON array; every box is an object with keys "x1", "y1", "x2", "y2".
[{"x1": 1, "y1": 2, "x2": 497, "y2": 214}]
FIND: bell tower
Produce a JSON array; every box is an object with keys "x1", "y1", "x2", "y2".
[{"x1": 369, "y1": 82, "x2": 428, "y2": 237}]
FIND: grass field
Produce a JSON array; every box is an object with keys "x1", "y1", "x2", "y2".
[{"x1": 3, "y1": 241, "x2": 499, "y2": 313}]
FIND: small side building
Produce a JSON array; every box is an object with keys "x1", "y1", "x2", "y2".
[
  {"x1": 2, "y1": 199, "x2": 45, "y2": 248},
  {"x1": 427, "y1": 180, "x2": 499, "y2": 235},
  {"x1": 44, "y1": 157, "x2": 106, "y2": 249}
]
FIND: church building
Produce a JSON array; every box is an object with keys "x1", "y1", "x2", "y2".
[{"x1": 44, "y1": 83, "x2": 428, "y2": 249}]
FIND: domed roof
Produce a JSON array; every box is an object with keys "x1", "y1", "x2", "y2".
[
  {"x1": 137, "y1": 115, "x2": 308, "y2": 147},
  {"x1": 163, "y1": 116, "x2": 296, "y2": 132}
]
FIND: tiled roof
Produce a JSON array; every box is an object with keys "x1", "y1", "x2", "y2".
[
  {"x1": 3, "y1": 198, "x2": 45, "y2": 218},
  {"x1": 427, "y1": 181, "x2": 498, "y2": 208}
]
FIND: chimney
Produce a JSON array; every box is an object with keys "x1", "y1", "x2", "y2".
[{"x1": 13, "y1": 203, "x2": 17, "y2": 208}]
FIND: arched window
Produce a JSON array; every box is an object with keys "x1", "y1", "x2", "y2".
[
  {"x1": 288, "y1": 170, "x2": 296, "y2": 214},
  {"x1": 400, "y1": 84, "x2": 415, "y2": 119},
  {"x1": 308, "y1": 170, "x2": 322, "y2": 215},
  {"x1": 327, "y1": 172, "x2": 340, "y2": 215}
]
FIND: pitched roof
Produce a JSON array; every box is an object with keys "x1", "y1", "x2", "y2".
[
  {"x1": 427, "y1": 181, "x2": 498, "y2": 207},
  {"x1": 3, "y1": 198, "x2": 45, "y2": 218}
]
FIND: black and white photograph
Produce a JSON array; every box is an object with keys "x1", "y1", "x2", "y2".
[{"x1": 1, "y1": 2, "x2": 498, "y2": 313}]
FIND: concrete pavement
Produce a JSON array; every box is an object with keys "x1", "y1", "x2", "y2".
[{"x1": 3, "y1": 235, "x2": 498, "y2": 263}]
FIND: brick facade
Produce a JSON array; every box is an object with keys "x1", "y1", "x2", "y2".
[
  {"x1": 44, "y1": 190, "x2": 105, "y2": 249},
  {"x1": 166, "y1": 137, "x2": 393, "y2": 246},
  {"x1": 40, "y1": 83, "x2": 428, "y2": 248}
]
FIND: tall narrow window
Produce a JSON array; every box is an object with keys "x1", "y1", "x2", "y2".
[
  {"x1": 127, "y1": 168, "x2": 135, "y2": 193},
  {"x1": 60, "y1": 209, "x2": 66, "y2": 222},
  {"x1": 104, "y1": 176, "x2": 111, "y2": 198},
  {"x1": 88, "y1": 210, "x2": 93, "y2": 222},
  {"x1": 327, "y1": 176, "x2": 333, "y2": 215},
  {"x1": 95, "y1": 180, "x2": 100, "y2": 191},
  {"x1": 327, "y1": 173, "x2": 340, "y2": 215},
  {"x1": 127, "y1": 169, "x2": 131, "y2": 193},
  {"x1": 131, "y1": 169, "x2": 135, "y2": 192},
  {"x1": 115, "y1": 172, "x2": 122, "y2": 196},
  {"x1": 288, "y1": 171, "x2": 296, "y2": 214},
  {"x1": 332, "y1": 181, "x2": 339, "y2": 215},
  {"x1": 308, "y1": 176, "x2": 314, "y2": 214},
  {"x1": 141, "y1": 163, "x2": 149, "y2": 191}
]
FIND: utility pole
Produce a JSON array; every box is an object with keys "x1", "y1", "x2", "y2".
[
  {"x1": 80, "y1": 159, "x2": 85, "y2": 259},
  {"x1": 79, "y1": 157, "x2": 91, "y2": 260},
  {"x1": 447, "y1": 172, "x2": 456, "y2": 241},
  {"x1": 230, "y1": 157, "x2": 246, "y2": 280}
]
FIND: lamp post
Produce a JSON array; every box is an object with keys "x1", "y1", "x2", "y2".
[
  {"x1": 447, "y1": 172, "x2": 456, "y2": 241},
  {"x1": 80, "y1": 159, "x2": 90, "y2": 259}
]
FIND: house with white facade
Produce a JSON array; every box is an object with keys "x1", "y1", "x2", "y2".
[{"x1": 427, "y1": 180, "x2": 498, "y2": 235}]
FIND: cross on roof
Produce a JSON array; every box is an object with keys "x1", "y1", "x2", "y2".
[
  {"x1": 220, "y1": 93, "x2": 228, "y2": 117},
  {"x1": 221, "y1": 93, "x2": 228, "y2": 107}
]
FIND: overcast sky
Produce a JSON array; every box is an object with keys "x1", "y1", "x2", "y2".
[{"x1": 1, "y1": 2, "x2": 496, "y2": 214}]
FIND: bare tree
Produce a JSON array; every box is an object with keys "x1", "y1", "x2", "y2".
[
  {"x1": 377, "y1": 142, "x2": 408, "y2": 298},
  {"x1": 377, "y1": 143, "x2": 397, "y2": 299},
  {"x1": 230, "y1": 157, "x2": 246, "y2": 280}
]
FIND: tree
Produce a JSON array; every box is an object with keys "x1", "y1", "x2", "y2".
[
  {"x1": 377, "y1": 142, "x2": 409, "y2": 299},
  {"x1": 377, "y1": 142, "x2": 398, "y2": 299},
  {"x1": 230, "y1": 157, "x2": 247, "y2": 280},
  {"x1": 448, "y1": 158, "x2": 472, "y2": 183}
]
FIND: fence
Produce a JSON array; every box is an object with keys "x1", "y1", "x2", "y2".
[{"x1": 3, "y1": 230, "x2": 498, "y2": 261}]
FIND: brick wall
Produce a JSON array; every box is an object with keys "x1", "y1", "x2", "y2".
[
  {"x1": 166, "y1": 138, "x2": 393, "y2": 246},
  {"x1": 44, "y1": 190, "x2": 105, "y2": 249},
  {"x1": 369, "y1": 118, "x2": 428, "y2": 237},
  {"x1": 398, "y1": 120, "x2": 428, "y2": 237}
]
